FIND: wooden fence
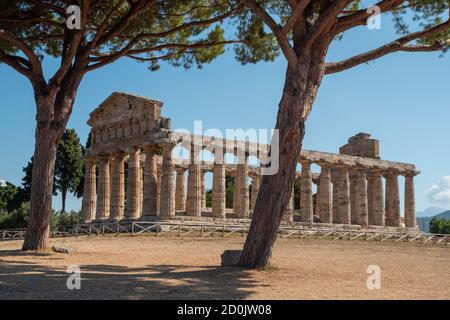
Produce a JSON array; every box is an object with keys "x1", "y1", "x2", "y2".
[{"x1": 1, "y1": 221, "x2": 449, "y2": 246}]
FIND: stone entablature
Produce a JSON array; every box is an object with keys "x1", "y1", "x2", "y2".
[
  {"x1": 87, "y1": 92, "x2": 172, "y2": 157},
  {"x1": 82, "y1": 92, "x2": 419, "y2": 231}
]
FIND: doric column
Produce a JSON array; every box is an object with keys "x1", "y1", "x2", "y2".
[
  {"x1": 232, "y1": 170, "x2": 240, "y2": 215},
  {"x1": 385, "y1": 170, "x2": 400, "y2": 227},
  {"x1": 186, "y1": 148, "x2": 202, "y2": 217},
  {"x1": 350, "y1": 169, "x2": 359, "y2": 224},
  {"x1": 404, "y1": 172, "x2": 417, "y2": 228},
  {"x1": 370, "y1": 169, "x2": 385, "y2": 226},
  {"x1": 110, "y1": 152, "x2": 126, "y2": 220},
  {"x1": 175, "y1": 167, "x2": 187, "y2": 211},
  {"x1": 159, "y1": 143, "x2": 175, "y2": 218},
  {"x1": 81, "y1": 158, "x2": 97, "y2": 223},
  {"x1": 125, "y1": 147, "x2": 141, "y2": 219},
  {"x1": 96, "y1": 156, "x2": 111, "y2": 221},
  {"x1": 143, "y1": 146, "x2": 159, "y2": 217},
  {"x1": 283, "y1": 187, "x2": 295, "y2": 222},
  {"x1": 367, "y1": 174, "x2": 374, "y2": 225},
  {"x1": 236, "y1": 155, "x2": 249, "y2": 219},
  {"x1": 212, "y1": 152, "x2": 226, "y2": 218},
  {"x1": 156, "y1": 167, "x2": 162, "y2": 216},
  {"x1": 300, "y1": 160, "x2": 313, "y2": 224},
  {"x1": 356, "y1": 168, "x2": 368, "y2": 227},
  {"x1": 317, "y1": 164, "x2": 332, "y2": 224},
  {"x1": 336, "y1": 166, "x2": 351, "y2": 224},
  {"x1": 332, "y1": 171, "x2": 339, "y2": 223},
  {"x1": 201, "y1": 169, "x2": 206, "y2": 210},
  {"x1": 250, "y1": 173, "x2": 260, "y2": 210}
]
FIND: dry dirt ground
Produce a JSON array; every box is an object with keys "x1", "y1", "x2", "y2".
[{"x1": 0, "y1": 235, "x2": 449, "y2": 300}]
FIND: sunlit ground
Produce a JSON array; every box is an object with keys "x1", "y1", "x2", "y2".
[{"x1": 0, "y1": 236, "x2": 449, "y2": 300}]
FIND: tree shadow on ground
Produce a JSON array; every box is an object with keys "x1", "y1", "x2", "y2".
[{"x1": 0, "y1": 251, "x2": 262, "y2": 300}]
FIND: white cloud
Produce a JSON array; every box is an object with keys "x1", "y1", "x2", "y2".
[
  {"x1": 0, "y1": 179, "x2": 6, "y2": 187},
  {"x1": 426, "y1": 176, "x2": 450, "y2": 205}
]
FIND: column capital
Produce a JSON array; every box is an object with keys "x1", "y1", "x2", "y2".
[
  {"x1": 383, "y1": 168, "x2": 401, "y2": 178},
  {"x1": 300, "y1": 159, "x2": 313, "y2": 166},
  {"x1": 403, "y1": 170, "x2": 420, "y2": 178},
  {"x1": 112, "y1": 150, "x2": 127, "y2": 158},
  {"x1": 175, "y1": 166, "x2": 188, "y2": 174},
  {"x1": 125, "y1": 146, "x2": 141, "y2": 154},
  {"x1": 143, "y1": 144, "x2": 159, "y2": 153},
  {"x1": 317, "y1": 161, "x2": 332, "y2": 169},
  {"x1": 84, "y1": 156, "x2": 97, "y2": 164}
]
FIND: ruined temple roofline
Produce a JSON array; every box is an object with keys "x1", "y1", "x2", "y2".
[{"x1": 171, "y1": 132, "x2": 418, "y2": 175}]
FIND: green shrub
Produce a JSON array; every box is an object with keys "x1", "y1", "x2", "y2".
[
  {"x1": 0, "y1": 202, "x2": 30, "y2": 230},
  {"x1": 429, "y1": 218, "x2": 450, "y2": 234}
]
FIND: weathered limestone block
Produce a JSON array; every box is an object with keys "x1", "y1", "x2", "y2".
[
  {"x1": 52, "y1": 245, "x2": 77, "y2": 254},
  {"x1": 221, "y1": 250, "x2": 241, "y2": 267}
]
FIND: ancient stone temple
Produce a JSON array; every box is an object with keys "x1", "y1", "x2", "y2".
[{"x1": 82, "y1": 92, "x2": 419, "y2": 230}]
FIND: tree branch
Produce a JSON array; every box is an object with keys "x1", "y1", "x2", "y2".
[
  {"x1": 282, "y1": 0, "x2": 313, "y2": 34},
  {"x1": 86, "y1": 40, "x2": 241, "y2": 72},
  {"x1": 0, "y1": 29, "x2": 43, "y2": 77},
  {"x1": 0, "y1": 50, "x2": 34, "y2": 80},
  {"x1": 333, "y1": 0, "x2": 405, "y2": 34},
  {"x1": 304, "y1": 0, "x2": 353, "y2": 49},
  {"x1": 242, "y1": 0, "x2": 297, "y2": 66},
  {"x1": 325, "y1": 18, "x2": 450, "y2": 74}
]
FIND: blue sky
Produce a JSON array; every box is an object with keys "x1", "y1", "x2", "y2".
[{"x1": 0, "y1": 12, "x2": 449, "y2": 213}]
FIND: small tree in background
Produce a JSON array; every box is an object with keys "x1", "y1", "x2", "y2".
[
  {"x1": 429, "y1": 218, "x2": 450, "y2": 234},
  {"x1": 55, "y1": 129, "x2": 84, "y2": 213}
]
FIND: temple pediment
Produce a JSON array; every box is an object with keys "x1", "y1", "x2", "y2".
[{"x1": 88, "y1": 91, "x2": 163, "y2": 127}]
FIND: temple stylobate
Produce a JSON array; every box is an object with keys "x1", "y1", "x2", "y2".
[{"x1": 82, "y1": 92, "x2": 419, "y2": 230}]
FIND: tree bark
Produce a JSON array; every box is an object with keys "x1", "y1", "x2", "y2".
[
  {"x1": 61, "y1": 188, "x2": 67, "y2": 213},
  {"x1": 239, "y1": 48, "x2": 327, "y2": 268},
  {"x1": 22, "y1": 121, "x2": 62, "y2": 250}
]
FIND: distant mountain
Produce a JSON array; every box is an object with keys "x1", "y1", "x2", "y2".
[
  {"x1": 417, "y1": 210, "x2": 450, "y2": 232},
  {"x1": 416, "y1": 207, "x2": 447, "y2": 217}
]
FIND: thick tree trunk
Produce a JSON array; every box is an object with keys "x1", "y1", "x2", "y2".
[
  {"x1": 22, "y1": 123, "x2": 62, "y2": 250},
  {"x1": 61, "y1": 188, "x2": 67, "y2": 213},
  {"x1": 239, "y1": 50, "x2": 326, "y2": 268}
]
